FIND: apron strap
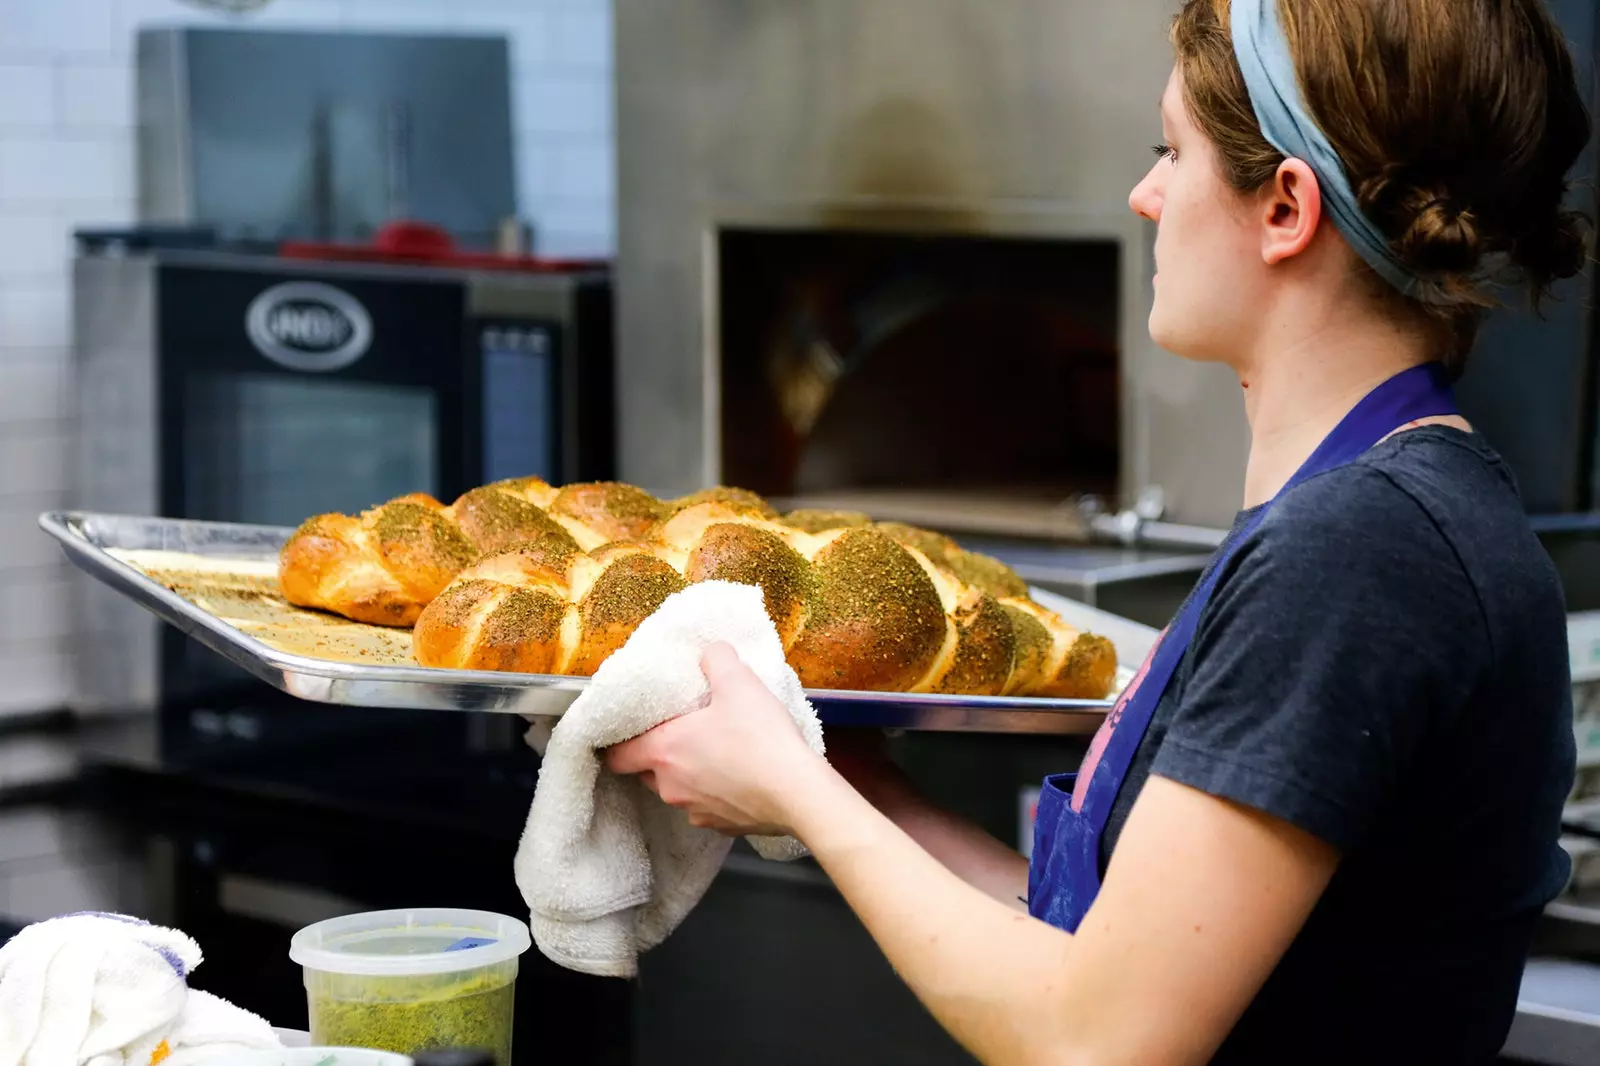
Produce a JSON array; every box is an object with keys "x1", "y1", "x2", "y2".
[{"x1": 1072, "y1": 361, "x2": 1460, "y2": 836}]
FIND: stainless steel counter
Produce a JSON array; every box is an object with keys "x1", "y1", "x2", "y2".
[
  {"x1": 1505, "y1": 956, "x2": 1600, "y2": 1065},
  {"x1": 958, "y1": 535, "x2": 1209, "y2": 629}
]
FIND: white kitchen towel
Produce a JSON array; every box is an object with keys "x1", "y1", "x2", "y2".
[
  {"x1": 159, "y1": 990, "x2": 283, "y2": 1066},
  {"x1": 0, "y1": 912, "x2": 280, "y2": 1066},
  {"x1": 515, "y1": 580, "x2": 824, "y2": 978}
]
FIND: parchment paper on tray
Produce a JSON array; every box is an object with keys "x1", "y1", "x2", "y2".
[{"x1": 108, "y1": 549, "x2": 419, "y2": 668}]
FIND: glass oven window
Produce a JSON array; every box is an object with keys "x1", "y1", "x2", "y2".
[{"x1": 184, "y1": 373, "x2": 439, "y2": 527}]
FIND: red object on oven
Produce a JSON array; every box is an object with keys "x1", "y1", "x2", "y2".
[{"x1": 279, "y1": 220, "x2": 607, "y2": 273}]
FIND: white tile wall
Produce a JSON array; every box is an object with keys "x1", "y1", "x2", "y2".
[
  {"x1": 550, "y1": 137, "x2": 614, "y2": 201},
  {"x1": 0, "y1": 136, "x2": 130, "y2": 202},
  {"x1": 0, "y1": 62, "x2": 56, "y2": 128},
  {"x1": 1, "y1": 572, "x2": 74, "y2": 644},
  {"x1": 2, "y1": 0, "x2": 119, "y2": 57},
  {"x1": 0, "y1": 808, "x2": 147, "y2": 924},
  {"x1": 9, "y1": 856, "x2": 148, "y2": 921},
  {"x1": 0, "y1": 0, "x2": 617, "y2": 717},
  {"x1": 0, "y1": 808, "x2": 84, "y2": 864},
  {"x1": 549, "y1": 5, "x2": 611, "y2": 70},
  {"x1": 0, "y1": 427, "x2": 69, "y2": 498},
  {"x1": 0, "y1": 497, "x2": 74, "y2": 572},
  {"x1": 518, "y1": 74, "x2": 612, "y2": 135},
  {"x1": 0, "y1": 646, "x2": 74, "y2": 716},
  {"x1": 0, "y1": 357, "x2": 70, "y2": 426},
  {"x1": 55, "y1": 60, "x2": 133, "y2": 130},
  {"x1": 0, "y1": 217, "x2": 66, "y2": 278},
  {"x1": 0, "y1": 284, "x2": 73, "y2": 348}
]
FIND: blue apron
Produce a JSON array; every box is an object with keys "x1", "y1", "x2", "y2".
[{"x1": 1026, "y1": 362, "x2": 1459, "y2": 932}]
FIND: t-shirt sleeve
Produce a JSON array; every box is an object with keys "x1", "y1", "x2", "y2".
[{"x1": 1150, "y1": 466, "x2": 1488, "y2": 852}]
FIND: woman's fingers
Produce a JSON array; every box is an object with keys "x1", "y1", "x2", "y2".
[
  {"x1": 688, "y1": 811, "x2": 743, "y2": 835},
  {"x1": 599, "y1": 643, "x2": 810, "y2": 836},
  {"x1": 605, "y1": 731, "x2": 659, "y2": 775}
]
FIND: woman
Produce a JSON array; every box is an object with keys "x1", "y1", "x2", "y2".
[{"x1": 607, "y1": 0, "x2": 1588, "y2": 1061}]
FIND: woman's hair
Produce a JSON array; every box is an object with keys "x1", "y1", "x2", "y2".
[{"x1": 1173, "y1": 0, "x2": 1592, "y2": 369}]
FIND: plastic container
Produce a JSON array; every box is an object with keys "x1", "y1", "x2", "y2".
[{"x1": 289, "y1": 908, "x2": 531, "y2": 1065}]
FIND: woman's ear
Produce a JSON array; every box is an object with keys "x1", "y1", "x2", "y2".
[{"x1": 1261, "y1": 158, "x2": 1323, "y2": 265}]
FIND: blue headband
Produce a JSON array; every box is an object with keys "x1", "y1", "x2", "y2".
[{"x1": 1230, "y1": 0, "x2": 1424, "y2": 297}]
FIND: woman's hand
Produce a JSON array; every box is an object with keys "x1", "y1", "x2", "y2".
[{"x1": 605, "y1": 641, "x2": 828, "y2": 837}]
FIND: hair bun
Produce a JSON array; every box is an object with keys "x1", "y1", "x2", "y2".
[{"x1": 1394, "y1": 190, "x2": 1483, "y2": 275}]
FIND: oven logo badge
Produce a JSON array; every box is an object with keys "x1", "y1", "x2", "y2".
[{"x1": 245, "y1": 282, "x2": 373, "y2": 372}]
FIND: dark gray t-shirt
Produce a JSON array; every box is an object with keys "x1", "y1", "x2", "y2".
[{"x1": 1101, "y1": 427, "x2": 1575, "y2": 1066}]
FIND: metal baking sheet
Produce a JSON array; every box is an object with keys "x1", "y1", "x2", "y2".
[{"x1": 40, "y1": 510, "x2": 1136, "y2": 734}]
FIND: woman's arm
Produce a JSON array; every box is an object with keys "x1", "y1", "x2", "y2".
[
  {"x1": 789, "y1": 759, "x2": 1337, "y2": 1066},
  {"x1": 608, "y1": 645, "x2": 1340, "y2": 1066},
  {"x1": 829, "y1": 735, "x2": 1030, "y2": 909}
]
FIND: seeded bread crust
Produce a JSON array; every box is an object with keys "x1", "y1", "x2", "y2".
[{"x1": 282, "y1": 481, "x2": 1117, "y2": 697}]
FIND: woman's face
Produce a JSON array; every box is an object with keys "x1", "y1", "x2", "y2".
[{"x1": 1129, "y1": 67, "x2": 1267, "y2": 365}]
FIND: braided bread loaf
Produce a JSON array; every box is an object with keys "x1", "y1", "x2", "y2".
[
  {"x1": 279, "y1": 478, "x2": 1118, "y2": 698},
  {"x1": 278, "y1": 477, "x2": 665, "y2": 627},
  {"x1": 321, "y1": 480, "x2": 1126, "y2": 697}
]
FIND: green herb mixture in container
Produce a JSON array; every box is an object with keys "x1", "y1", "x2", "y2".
[{"x1": 289, "y1": 908, "x2": 531, "y2": 1065}]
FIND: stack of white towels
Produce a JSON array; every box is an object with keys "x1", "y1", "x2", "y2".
[{"x1": 0, "y1": 911, "x2": 282, "y2": 1065}]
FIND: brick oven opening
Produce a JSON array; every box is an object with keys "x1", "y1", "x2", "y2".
[{"x1": 717, "y1": 227, "x2": 1121, "y2": 531}]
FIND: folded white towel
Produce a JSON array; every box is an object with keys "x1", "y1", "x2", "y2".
[
  {"x1": 0, "y1": 912, "x2": 280, "y2": 1066},
  {"x1": 515, "y1": 580, "x2": 824, "y2": 978},
  {"x1": 160, "y1": 990, "x2": 282, "y2": 1066}
]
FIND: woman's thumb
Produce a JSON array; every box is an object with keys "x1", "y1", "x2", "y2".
[{"x1": 699, "y1": 641, "x2": 748, "y2": 690}]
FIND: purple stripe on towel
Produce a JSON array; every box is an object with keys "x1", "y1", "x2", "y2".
[
  {"x1": 154, "y1": 946, "x2": 188, "y2": 978},
  {"x1": 58, "y1": 912, "x2": 149, "y2": 926}
]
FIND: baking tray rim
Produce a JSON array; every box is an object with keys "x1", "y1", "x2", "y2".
[{"x1": 40, "y1": 509, "x2": 1119, "y2": 725}]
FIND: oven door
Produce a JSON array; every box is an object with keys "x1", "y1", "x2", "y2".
[
  {"x1": 160, "y1": 260, "x2": 473, "y2": 526},
  {"x1": 153, "y1": 259, "x2": 475, "y2": 724}
]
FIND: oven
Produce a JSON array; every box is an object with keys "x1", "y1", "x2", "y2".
[{"x1": 68, "y1": 240, "x2": 614, "y2": 761}]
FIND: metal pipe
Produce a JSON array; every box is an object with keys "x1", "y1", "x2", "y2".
[
  {"x1": 1078, "y1": 493, "x2": 1227, "y2": 551},
  {"x1": 1083, "y1": 512, "x2": 1225, "y2": 551}
]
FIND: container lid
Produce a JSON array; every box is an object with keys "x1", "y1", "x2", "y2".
[{"x1": 289, "y1": 908, "x2": 531, "y2": 977}]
